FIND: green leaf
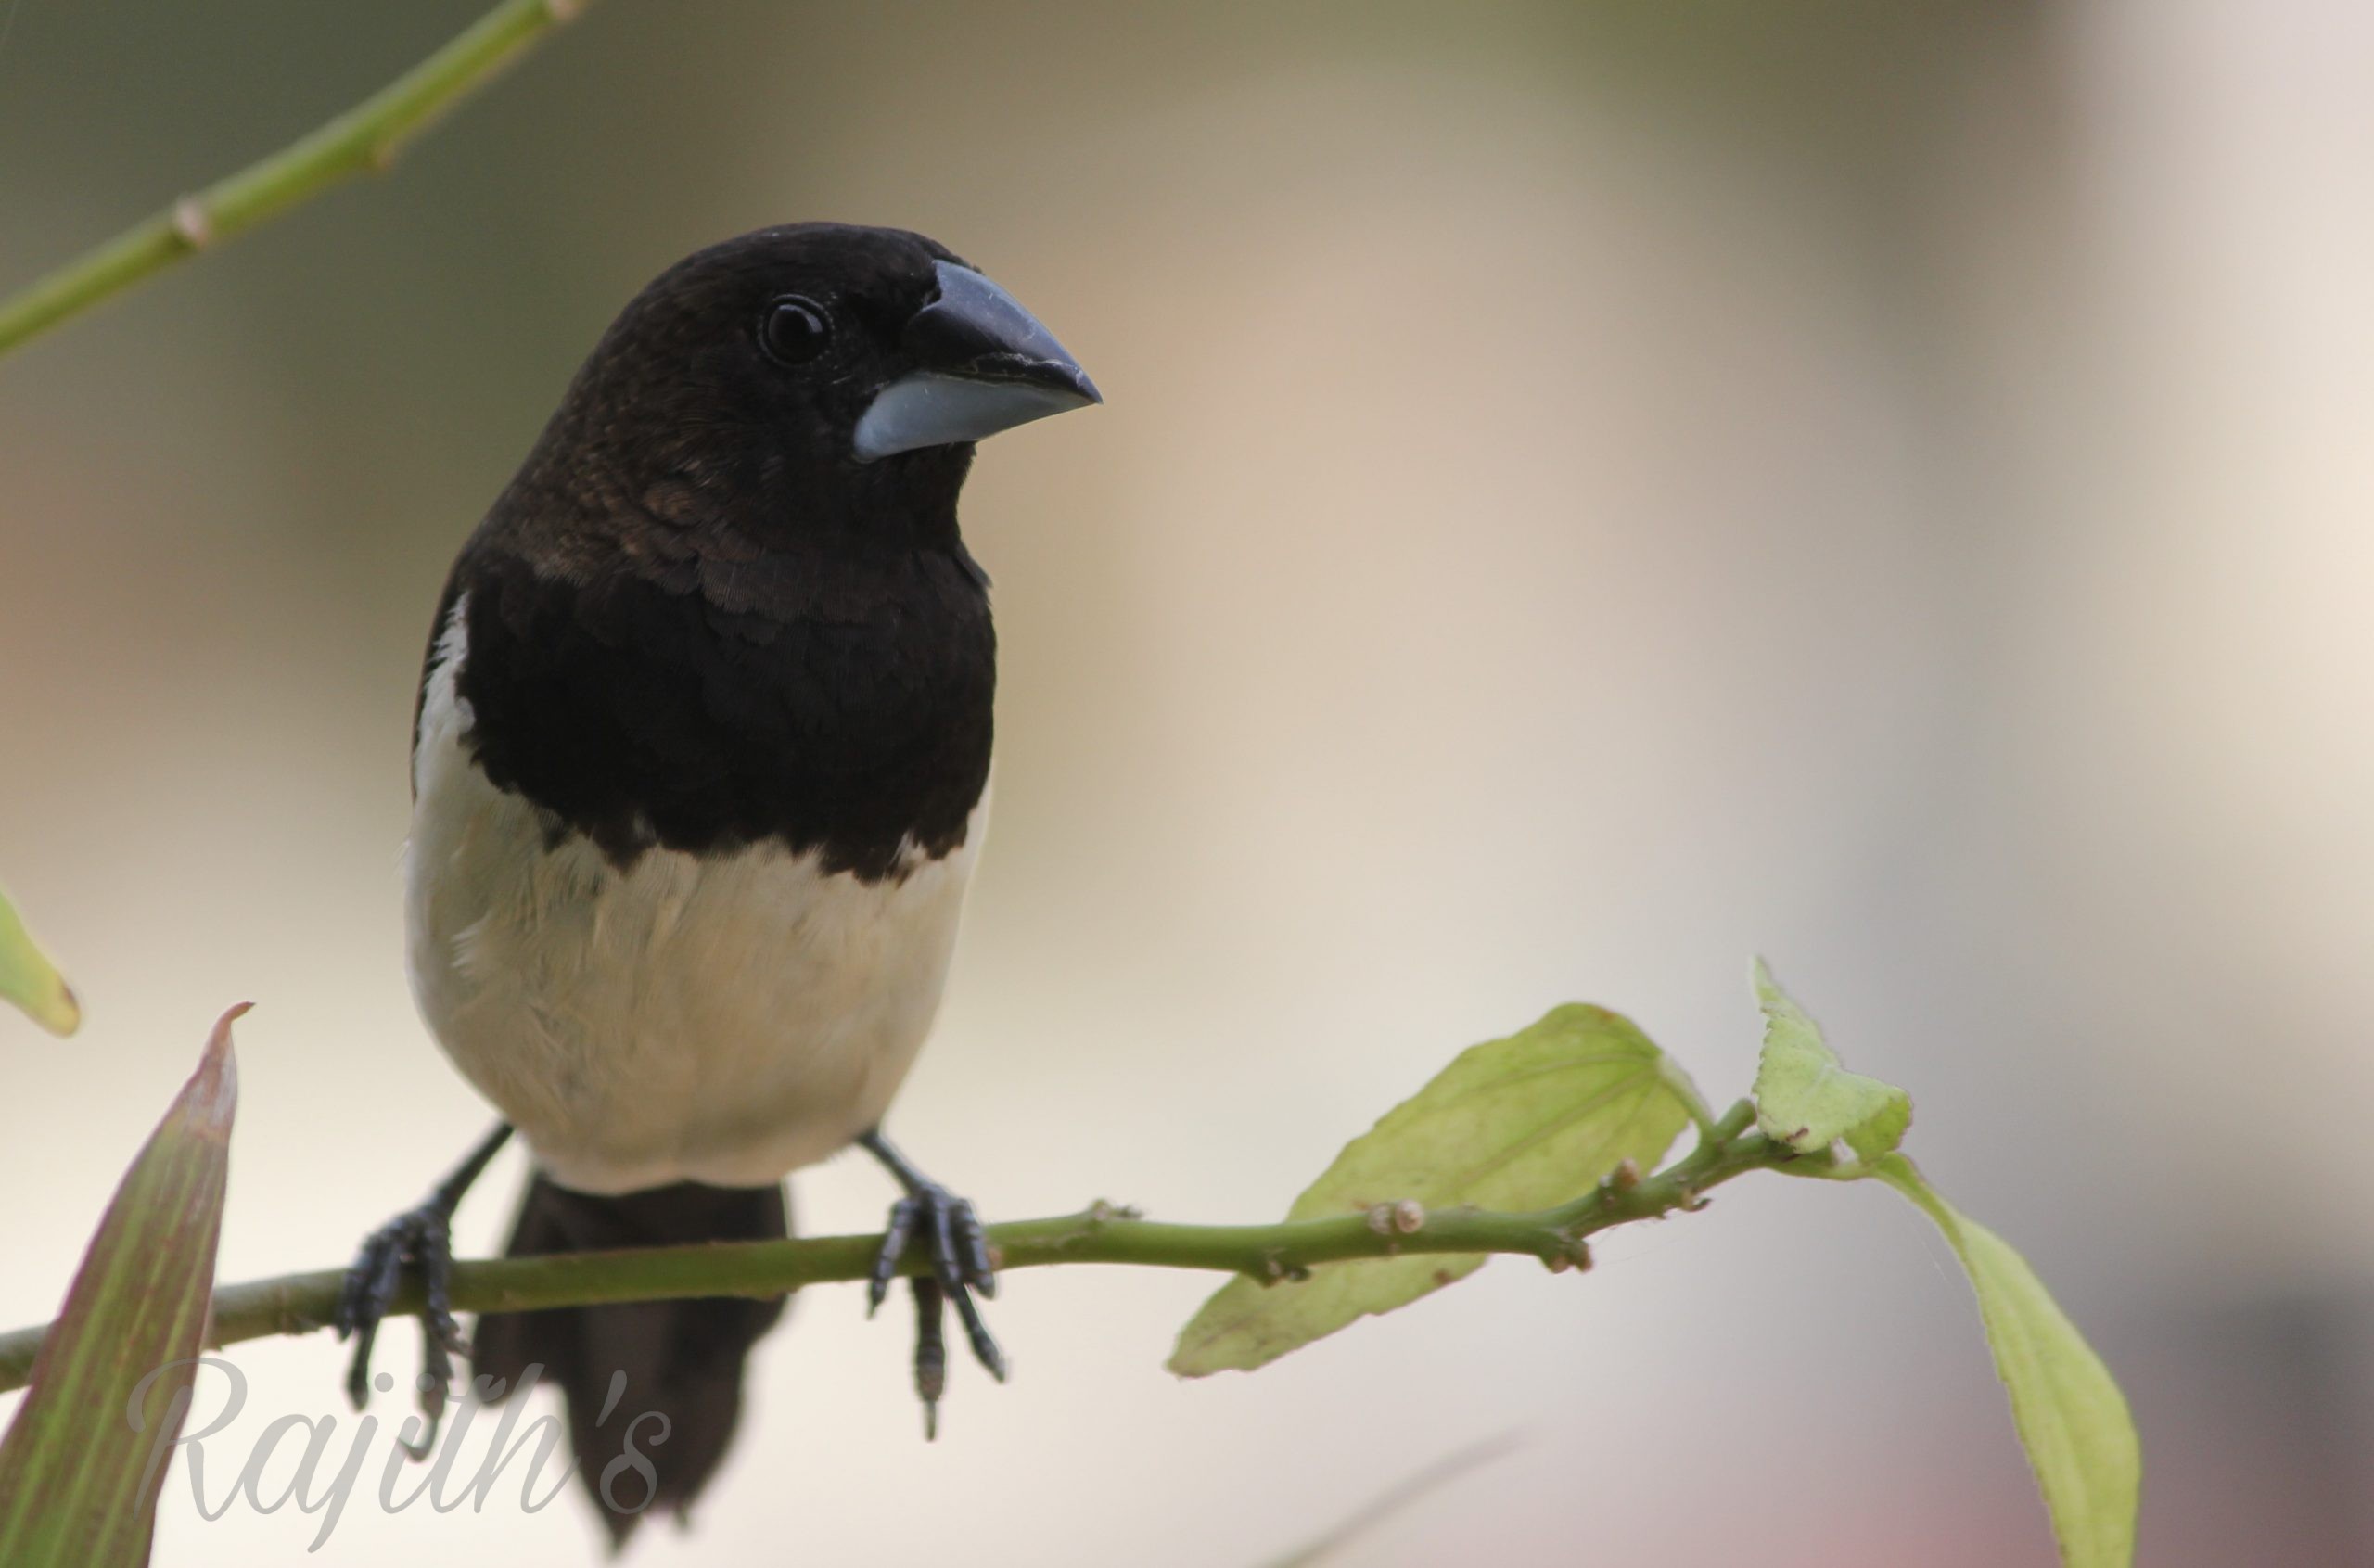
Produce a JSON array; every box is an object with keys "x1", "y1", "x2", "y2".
[
  {"x1": 0, "y1": 884, "x2": 78, "y2": 1036},
  {"x1": 0, "y1": 1004, "x2": 243, "y2": 1566},
  {"x1": 1752, "y1": 959, "x2": 1908, "y2": 1162},
  {"x1": 1169, "y1": 1004, "x2": 1690, "y2": 1376},
  {"x1": 1875, "y1": 1154, "x2": 2139, "y2": 1568}
]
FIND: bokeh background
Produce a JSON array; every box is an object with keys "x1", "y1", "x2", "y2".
[{"x1": 5, "y1": 2, "x2": 2371, "y2": 1563}]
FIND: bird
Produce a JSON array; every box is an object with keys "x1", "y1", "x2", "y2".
[{"x1": 329, "y1": 222, "x2": 1099, "y2": 1543}]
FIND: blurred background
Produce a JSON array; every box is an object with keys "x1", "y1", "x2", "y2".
[{"x1": 4, "y1": 2, "x2": 2370, "y2": 1562}]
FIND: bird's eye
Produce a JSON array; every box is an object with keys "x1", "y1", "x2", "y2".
[{"x1": 759, "y1": 296, "x2": 832, "y2": 365}]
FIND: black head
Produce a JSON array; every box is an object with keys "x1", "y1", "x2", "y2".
[{"x1": 510, "y1": 223, "x2": 1098, "y2": 549}]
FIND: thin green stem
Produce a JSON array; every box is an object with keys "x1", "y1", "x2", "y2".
[
  {"x1": 0, "y1": 1135, "x2": 1805, "y2": 1396},
  {"x1": 1656, "y1": 1056, "x2": 1725, "y2": 1142},
  {"x1": 0, "y1": 0, "x2": 591, "y2": 358},
  {"x1": 1708, "y1": 1095, "x2": 1759, "y2": 1147}
]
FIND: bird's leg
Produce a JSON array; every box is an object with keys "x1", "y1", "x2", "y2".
[
  {"x1": 858, "y1": 1127, "x2": 1002, "y2": 1437},
  {"x1": 334, "y1": 1122, "x2": 513, "y2": 1450}
]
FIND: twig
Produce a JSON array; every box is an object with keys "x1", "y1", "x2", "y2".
[
  {"x1": 0, "y1": 1128, "x2": 1797, "y2": 1396},
  {"x1": 0, "y1": 0, "x2": 592, "y2": 358}
]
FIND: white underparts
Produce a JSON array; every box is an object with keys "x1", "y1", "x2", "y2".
[{"x1": 403, "y1": 594, "x2": 984, "y2": 1192}]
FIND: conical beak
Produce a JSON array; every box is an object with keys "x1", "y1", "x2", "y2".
[{"x1": 851, "y1": 261, "x2": 1101, "y2": 463}]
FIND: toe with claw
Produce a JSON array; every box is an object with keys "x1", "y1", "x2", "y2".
[
  {"x1": 858, "y1": 1130, "x2": 1003, "y2": 1437},
  {"x1": 334, "y1": 1202, "x2": 466, "y2": 1437},
  {"x1": 332, "y1": 1123, "x2": 511, "y2": 1453}
]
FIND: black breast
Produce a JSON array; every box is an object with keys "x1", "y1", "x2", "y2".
[{"x1": 438, "y1": 542, "x2": 995, "y2": 883}]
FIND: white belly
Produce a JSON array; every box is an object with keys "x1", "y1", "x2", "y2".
[{"x1": 403, "y1": 606, "x2": 983, "y2": 1193}]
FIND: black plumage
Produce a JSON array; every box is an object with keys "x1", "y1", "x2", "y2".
[
  {"x1": 444, "y1": 532, "x2": 994, "y2": 878},
  {"x1": 422, "y1": 224, "x2": 1000, "y2": 879},
  {"x1": 338, "y1": 221, "x2": 1099, "y2": 1540},
  {"x1": 471, "y1": 1179, "x2": 789, "y2": 1546}
]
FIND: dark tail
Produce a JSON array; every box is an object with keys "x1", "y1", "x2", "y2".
[{"x1": 470, "y1": 1175, "x2": 789, "y2": 1547}]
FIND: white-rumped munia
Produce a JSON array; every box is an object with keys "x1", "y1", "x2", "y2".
[{"x1": 333, "y1": 223, "x2": 1098, "y2": 1541}]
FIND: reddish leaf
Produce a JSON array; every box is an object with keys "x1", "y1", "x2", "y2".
[{"x1": 0, "y1": 1004, "x2": 242, "y2": 1565}]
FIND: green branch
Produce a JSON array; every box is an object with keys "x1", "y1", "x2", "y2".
[
  {"x1": 0, "y1": 1125, "x2": 1795, "y2": 1396},
  {"x1": 0, "y1": 0, "x2": 591, "y2": 358}
]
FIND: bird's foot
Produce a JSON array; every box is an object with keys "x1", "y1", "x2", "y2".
[
  {"x1": 334, "y1": 1199, "x2": 467, "y2": 1452},
  {"x1": 864, "y1": 1173, "x2": 1002, "y2": 1438},
  {"x1": 332, "y1": 1124, "x2": 512, "y2": 1456}
]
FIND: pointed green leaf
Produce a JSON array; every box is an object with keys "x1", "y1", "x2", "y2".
[
  {"x1": 0, "y1": 1005, "x2": 243, "y2": 1566},
  {"x1": 1169, "y1": 1004, "x2": 1689, "y2": 1376},
  {"x1": 0, "y1": 884, "x2": 77, "y2": 1036},
  {"x1": 1752, "y1": 960, "x2": 1908, "y2": 1162},
  {"x1": 1875, "y1": 1154, "x2": 2139, "y2": 1568}
]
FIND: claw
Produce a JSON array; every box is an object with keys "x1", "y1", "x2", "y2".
[
  {"x1": 952, "y1": 1198, "x2": 995, "y2": 1298},
  {"x1": 913, "y1": 1277, "x2": 946, "y2": 1440},
  {"x1": 342, "y1": 1319, "x2": 381, "y2": 1410},
  {"x1": 868, "y1": 1182, "x2": 1002, "y2": 1387},
  {"x1": 869, "y1": 1196, "x2": 921, "y2": 1318},
  {"x1": 949, "y1": 1289, "x2": 1005, "y2": 1383},
  {"x1": 926, "y1": 1195, "x2": 962, "y2": 1295},
  {"x1": 338, "y1": 1205, "x2": 464, "y2": 1436},
  {"x1": 855, "y1": 1130, "x2": 1004, "y2": 1429},
  {"x1": 420, "y1": 1216, "x2": 466, "y2": 1357},
  {"x1": 333, "y1": 1124, "x2": 512, "y2": 1447}
]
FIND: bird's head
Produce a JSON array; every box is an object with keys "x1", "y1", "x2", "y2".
[{"x1": 520, "y1": 223, "x2": 1099, "y2": 544}]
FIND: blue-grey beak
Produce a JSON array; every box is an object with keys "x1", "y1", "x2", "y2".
[{"x1": 851, "y1": 261, "x2": 1101, "y2": 463}]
